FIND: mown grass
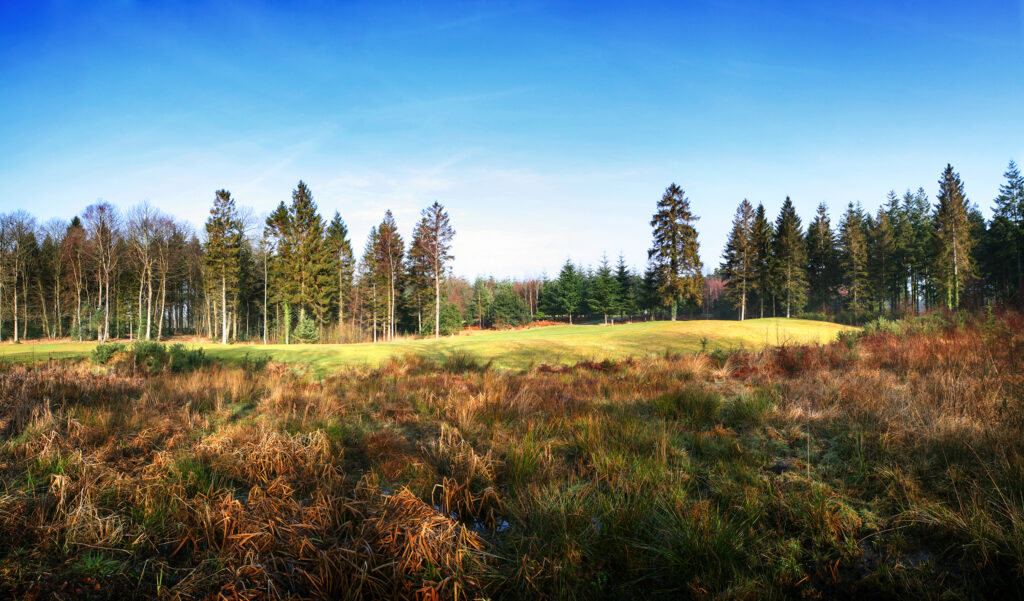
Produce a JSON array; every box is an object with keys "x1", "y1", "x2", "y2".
[
  {"x1": 0, "y1": 318, "x2": 853, "y2": 370},
  {"x1": 0, "y1": 312, "x2": 1021, "y2": 599}
]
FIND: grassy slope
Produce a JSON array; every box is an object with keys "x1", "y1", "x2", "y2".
[{"x1": 0, "y1": 318, "x2": 854, "y2": 369}]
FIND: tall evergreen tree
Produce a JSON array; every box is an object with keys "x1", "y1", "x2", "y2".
[
  {"x1": 721, "y1": 199, "x2": 755, "y2": 320},
  {"x1": 992, "y1": 160, "x2": 1024, "y2": 296},
  {"x1": 204, "y1": 190, "x2": 243, "y2": 344},
  {"x1": 771, "y1": 197, "x2": 808, "y2": 318},
  {"x1": 325, "y1": 212, "x2": 355, "y2": 336},
  {"x1": 750, "y1": 204, "x2": 774, "y2": 318},
  {"x1": 290, "y1": 182, "x2": 332, "y2": 329},
  {"x1": 357, "y1": 227, "x2": 384, "y2": 341},
  {"x1": 838, "y1": 202, "x2": 869, "y2": 315},
  {"x1": 613, "y1": 254, "x2": 636, "y2": 318},
  {"x1": 902, "y1": 188, "x2": 932, "y2": 312},
  {"x1": 648, "y1": 183, "x2": 703, "y2": 320},
  {"x1": 554, "y1": 260, "x2": 583, "y2": 323},
  {"x1": 868, "y1": 206, "x2": 896, "y2": 311},
  {"x1": 375, "y1": 211, "x2": 404, "y2": 340},
  {"x1": 264, "y1": 201, "x2": 291, "y2": 343},
  {"x1": 805, "y1": 203, "x2": 837, "y2": 314},
  {"x1": 588, "y1": 253, "x2": 619, "y2": 324},
  {"x1": 408, "y1": 202, "x2": 455, "y2": 339},
  {"x1": 933, "y1": 164, "x2": 974, "y2": 309}
]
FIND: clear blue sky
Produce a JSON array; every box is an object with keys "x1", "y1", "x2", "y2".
[{"x1": 2, "y1": 0, "x2": 1022, "y2": 278}]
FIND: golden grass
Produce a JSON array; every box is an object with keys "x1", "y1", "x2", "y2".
[
  {"x1": 0, "y1": 318, "x2": 855, "y2": 370},
  {"x1": 0, "y1": 312, "x2": 1021, "y2": 599}
]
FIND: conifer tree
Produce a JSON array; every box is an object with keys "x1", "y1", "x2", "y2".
[
  {"x1": 750, "y1": 204, "x2": 774, "y2": 318},
  {"x1": 554, "y1": 260, "x2": 583, "y2": 323},
  {"x1": 614, "y1": 254, "x2": 636, "y2": 318},
  {"x1": 588, "y1": 253, "x2": 619, "y2": 324},
  {"x1": 409, "y1": 202, "x2": 455, "y2": 338},
  {"x1": 375, "y1": 211, "x2": 404, "y2": 340},
  {"x1": 204, "y1": 190, "x2": 243, "y2": 344},
  {"x1": 868, "y1": 206, "x2": 896, "y2": 311},
  {"x1": 357, "y1": 227, "x2": 384, "y2": 341},
  {"x1": 648, "y1": 183, "x2": 703, "y2": 320},
  {"x1": 902, "y1": 188, "x2": 932, "y2": 312},
  {"x1": 771, "y1": 197, "x2": 807, "y2": 318},
  {"x1": 805, "y1": 203, "x2": 836, "y2": 314},
  {"x1": 992, "y1": 160, "x2": 1024, "y2": 295},
  {"x1": 933, "y1": 164, "x2": 974, "y2": 309},
  {"x1": 838, "y1": 202, "x2": 869, "y2": 314},
  {"x1": 289, "y1": 182, "x2": 332, "y2": 330},
  {"x1": 721, "y1": 199, "x2": 755, "y2": 320},
  {"x1": 325, "y1": 212, "x2": 354, "y2": 336},
  {"x1": 264, "y1": 201, "x2": 291, "y2": 343}
]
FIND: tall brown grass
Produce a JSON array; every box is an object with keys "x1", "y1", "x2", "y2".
[{"x1": 1, "y1": 311, "x2": 1022, "y2": 599}]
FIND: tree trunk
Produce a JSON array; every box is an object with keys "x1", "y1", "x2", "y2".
[
  {"x1": 104, "y1": 278, "x2": 111, "y2": 341},
  {"x1": 23, "y1": 276, "x2": 29, "y2": 340},
  {"x1": 76, "y1": 284, "x2": 82, "y2": 342},
  {"x1": 740, "y1": 282, "x2": 746, "y2": 322},
  {"x1": 263, "y1": 259, "x2": 268, "y2": 345},
  {"x1": 146, "y1": 268, "x2": 153, "y2": 340},
  {"x1": 13, "y1": 275, "x2": 19, "y2": 343},
  {"x1": 221, "y1": 274, "x2": 228, "y2": 344},
  {"x1": 37, "y1": 279, "x2": 50, "y2": 339},
  {"x1": 434, "y1": 271, "x2": 441, "y2": 339},
  {"x1": 342, "y1": 266, "x2": 350, "y2": 341},
  {"x1": 157, "y1": 273, "x2": 167, "y2": 341}
]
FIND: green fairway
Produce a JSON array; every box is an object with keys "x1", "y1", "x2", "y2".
[{"x1": 0, "y1": 318, "x2": 855, "y2": 370}]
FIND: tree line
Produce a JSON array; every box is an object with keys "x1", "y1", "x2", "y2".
[
  {"x1": 0, "y1": 160, "x2": 1020, "y2": 343},
  {"x1": 716, "y1": 162, "x2": 1024, "y2": 321}
]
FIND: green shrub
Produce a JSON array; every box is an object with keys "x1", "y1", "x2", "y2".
[
  {"x1": 91, "y1": 342, "x2": 126, "y2": 364},
  {"x1": 487, "y1": 284, "x2": 530, "y2": 327},
  {"x1": 422, "y1": 301, "x2": 464, "y2": 336},
  {"x1": 837, "y1": 330, "x2": 858, "y2": 350},
  {"x1": 862, "y1": 316, "x2": 903, "y2": 336},
  {"x1": 240, "y1": 352, "x2": 270, "y2": 373},
  {"x1": 130, "y1": 340, "x2": 167, "y2": 373},
  {"x1": 292, "y1": 316, "x2": 320, "y2": 343},
  {"x1": 168, "y1": 344, "x2": 207, "y2": 372}
]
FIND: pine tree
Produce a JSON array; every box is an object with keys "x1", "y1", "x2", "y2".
[
  {"x1": 325, "y1": 212, "x2": 355, "y2": 337},
  {"x1": 375, "y1": 211, "x2": 404, "y2": 340},
  {"x1": 408, "y1": 202, "x2": 455, "y2": 339},
  {"x1": 902, "y1": 188, "x2": 932, "y2": 312},
  {"x1": 838, "y1": 202, "x2": 869, "y2": 314},
  {"x1": 721, "y1": 199, "x2": 755, "y2": 320},
  {"x1": 992, "y1": 160, "x2": 1024, "y2": 296},
  {"x1": 588, "y1": 253, "x2": 619, "y2": 324},
  {"x1": 264, "y1": 201, "x2": 291, "y2": 343},
  {"x1": 867, "y1": 206, "x2": 895, "y2": 311},
  {"x1": 554, "y1": 260, "x2": 583, "y2": 323},
  {"x1": 750, "y1": 204, "x2": 774, "y2": 318},
  {"x1": 614, "y1": 254, "x2": 636, "y2": 318},
  {"x1": 805, "y1": 203, "x2": 837, "y2": 314},
  {"x1": 357, "y1": 227, "x2": 384, "y2": 341},
  {"x1": 204, "y1": 190, "x2": 243, "y2": 344},
  {"x1": 933, "y1": 164, "x2": 974, "y2": 310},
  {"x1": 771, "y1": 197, "x2": 808, "y2": 318},
  {"x1": 648, "y1": 183, "x2": 703, "y2": 320},
  {"x1": 289, "y1": 182, "x2": 332, "y2": 330}
]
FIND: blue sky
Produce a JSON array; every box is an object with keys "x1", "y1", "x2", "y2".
[{"x1": 1, "y1": 0, "x2": 1022, "y2": 278}]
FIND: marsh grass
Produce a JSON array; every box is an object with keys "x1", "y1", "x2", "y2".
[{"x1": 0, "y1": 312, "x2": 1022, "y2": 599}]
